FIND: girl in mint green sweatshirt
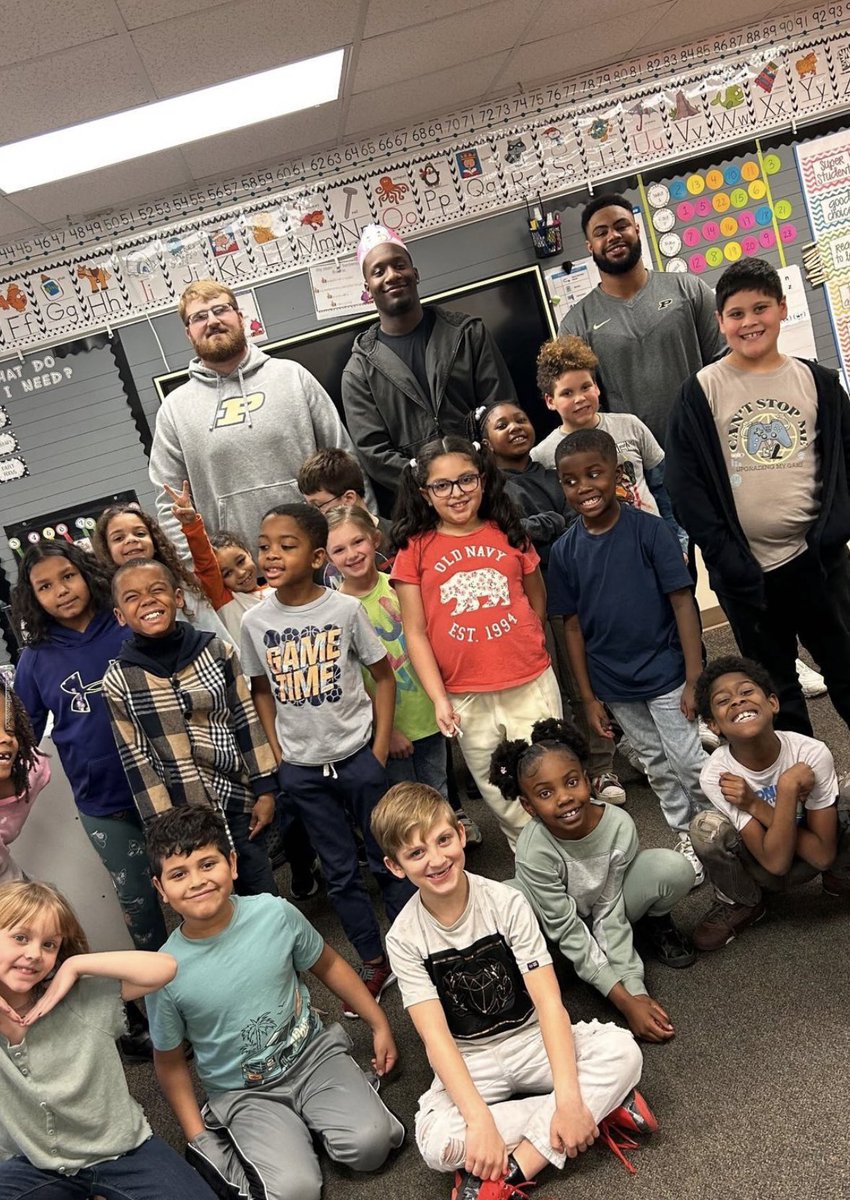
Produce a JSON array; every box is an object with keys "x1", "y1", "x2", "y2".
[{"x1": 490, "y1": 718, "x2": 694, "y2": 1043}]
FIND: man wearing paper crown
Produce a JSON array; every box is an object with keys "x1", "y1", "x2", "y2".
[{"x1": 342, "y1": 224, "x2": 517, "y2": 500}]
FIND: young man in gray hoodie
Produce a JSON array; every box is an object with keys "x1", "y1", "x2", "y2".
[{"x1": 149, "y1": 281, "x2": 369, "y2": 551}]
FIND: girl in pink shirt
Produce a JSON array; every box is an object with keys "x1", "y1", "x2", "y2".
[
  {"x1": 0, "y1": 680, "x2": 50, "y2": 885},
  {"x1": 391, "y1": 436, "x2": 561, "y2": 848}
]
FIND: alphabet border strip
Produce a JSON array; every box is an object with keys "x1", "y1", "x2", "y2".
[{"x1": 0, "y1": 5, "x2": 847, "y2": 356}]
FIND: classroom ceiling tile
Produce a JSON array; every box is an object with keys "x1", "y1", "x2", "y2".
[
  {"x1": 633, "y1": 0, "x2": 784, "y2": 49},
  {"x1": 115, "y1": 0, "x2": 232, "y2": 29},
  {"x1": 9, "y1": 151, "x2": 191, "y2": 225},
  {"x1": 0, "y1": 198, "x2": 43, "y2": 241},
  {"x1": 496, "y1": 5, "x2": 673, "y2": 92},
  {"x1": 2, "y1": 0, "x2": 122, "y2": 65},
  {"x1": 181, "y1": 105, "x2": 341, "y2": 180},
  {"x1": 0, "y1": 37, "x2": 155, "y2": 144},
  {"x1": 345, "y1": 54, "x2": 506, "y2": 135},
  {"x1": 352, "y1": 1, "x2": 529, "y2": 94},
  {"x1": 130, "y1": 0, "x2": 360, "y2": 97},
  {"x1": 363, "y1": 0, "x2": 494, "y2": 39}
]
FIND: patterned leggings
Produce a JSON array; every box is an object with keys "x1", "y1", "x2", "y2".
[{"x1": 79, "y1": 809, "x2": 167, "y2": 949}]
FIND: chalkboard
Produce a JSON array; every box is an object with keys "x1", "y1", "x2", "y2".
[{"x1": 152, "y1": 266, "x2": 558, "y2": 436}]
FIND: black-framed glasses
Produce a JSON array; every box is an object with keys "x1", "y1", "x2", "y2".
[
  {"x1": 185, "y1": 302, "x2": 238, "y2": 328},
  {"x1": 308, "y1": 494, "x2": 343, "y2": 514},
  {"x1": 423, "y1": 472, "x2": 482, "y2": 499}
]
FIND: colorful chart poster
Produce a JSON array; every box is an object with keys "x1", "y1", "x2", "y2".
[
  {"x1": 796, "y1": 130, "x2": 850, "y2": 381},
  {"x1": 647, "y1": 153, "x2": 798, "y2": 274}
]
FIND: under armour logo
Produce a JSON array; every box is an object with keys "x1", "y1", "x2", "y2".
[{"x1": 59, "y1": 670, "x2": 104, "y2": 713}]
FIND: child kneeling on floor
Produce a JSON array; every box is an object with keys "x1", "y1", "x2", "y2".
[
  {"x1": 690, "y1": 655, "x2": 850, "y2": 951},
  {"x1": 372, "y1": 782, "x2": 653, "y2": 1197},
  {"x1": 145, "y1": 806, "x2": 405, "y2": 1200},
  {"x1": 490, "y1": 717, "x2": 695, "y2": 1044}
]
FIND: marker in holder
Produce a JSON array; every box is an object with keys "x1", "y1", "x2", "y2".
[{"x1": 526, "y1": 194, "x2": 562, "y2": 259}]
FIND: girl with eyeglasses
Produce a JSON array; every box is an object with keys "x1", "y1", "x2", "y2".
[{"x1": 390, "y1": 436, "x2": 562, "y2": 849}]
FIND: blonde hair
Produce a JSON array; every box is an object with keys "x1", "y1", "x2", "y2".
[
  {"x1": 325, "y1": 505, "x2": 380, "y2": 538},
  {"x1": 536, "y1": 335, "x2": 599, "y2": 397},
  {"x1": 178, "y1": 280, "x2": 239, "y2": 324},
  {"x1": 0, "y1": 881, "x2": 89, "y2": 966},
  {"x1": 370, "y1": 783, "x2": 460, "y2": 861}
]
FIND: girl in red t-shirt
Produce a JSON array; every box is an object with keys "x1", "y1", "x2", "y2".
[{"x1": 391, "y1": 436, "x2": 561, "y2": 848}]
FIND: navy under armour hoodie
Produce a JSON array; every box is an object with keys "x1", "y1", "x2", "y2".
[{"x1": 14, "y1": 609, "x2": 134, "y2": 817}]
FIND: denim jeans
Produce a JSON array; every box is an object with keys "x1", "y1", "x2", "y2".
[
  {"x1": 608, "y1": 683, "x2": 707, "y2": 836},
  {"x1": 385, "y1": 730, "x2": 448, "y2": 797},
  {"x1": 0, "y1": 1135, "x2": 217, "y2": 1199}
]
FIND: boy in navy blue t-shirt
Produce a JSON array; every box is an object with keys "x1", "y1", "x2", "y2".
[{"x1": 547, "y1": 429, "x2": 707, "y2": 884}]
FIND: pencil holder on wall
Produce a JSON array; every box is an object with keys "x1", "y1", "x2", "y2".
[{"x1": 526, "y1": 197, "x2": 562, "y2": 259}]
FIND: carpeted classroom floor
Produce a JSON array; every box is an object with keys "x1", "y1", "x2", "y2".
[{"x1": 125, "y1": 625, "x2": 850, "y2": 1200}]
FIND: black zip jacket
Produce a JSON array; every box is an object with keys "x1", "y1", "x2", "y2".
[
  {"x1": 341, "y1": 306, "x2": 516, "y2": 493},
  {"x1": 666, "y1": 358, "x2": 850, "y2": 606}
]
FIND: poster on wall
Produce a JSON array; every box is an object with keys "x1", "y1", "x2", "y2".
[
  {"x1": 796, "y1": 129, "x2": 850, "y2": 383},
  {"x1": 308, "y1": 259, "x2": 376, "y2": 320}
]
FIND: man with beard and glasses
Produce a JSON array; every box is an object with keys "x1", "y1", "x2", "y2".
[
  {"x1": 342, "y1": 225, "x2": 517, "y2": 503},
  {"x1": 558, "y1": 194, "x2": 723, "y2": 445},
  {"x1": 149, "y1": 282, "x2": 368, "y2": 551}
]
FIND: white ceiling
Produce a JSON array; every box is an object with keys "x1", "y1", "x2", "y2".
[{"x1": 0, "y1": 0, "x2": 806, "y2": 240}]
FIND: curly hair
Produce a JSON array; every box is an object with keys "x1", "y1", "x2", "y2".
[
  {"x1": 694, "y1": 655, "x2": 777, "y2": 722},
  {"x1": 146, "y1": 805, "x2": 232, "y2": 879},
  {"x1": 262, "y1": 502, "x2": 328, "y2": 551},
  {"x1": 390, "y1": 435, "x2": 528, "y2": 550},
  {"x1": 489, "y1": 716, "x2": 588, "y2": 801},
  {"x1": 554, "y1": 427, "x2": 618, "y2": 470},
  {"x1": 92, "y1": 504, "x2": 204, "y2": 606},
  {"x1": 536, "y1": 336, "x2": 599, "y2": 398},
  {"x1": 0, "y1": 679, "x2": 41, "y2": 798},
  {"x1": 11, "y1": 543, "x2": 114, "y2": 647}
]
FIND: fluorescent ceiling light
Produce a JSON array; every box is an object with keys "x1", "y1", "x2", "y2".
[{"x1": 0, "y1": 49, "x2": 345, "y2": 192}]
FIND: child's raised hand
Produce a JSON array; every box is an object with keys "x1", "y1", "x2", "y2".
[
  {"x1": 550, "y1": 1099, "x2": 598, "y2": 1158},
  {"x1": 162, "y1": 479, "x2": 197, "y2": 526},
  {"x1": 465, "y1": 1112, "x2": 509, "y2": 1181},
  {"x1": 370, "y1": 1022, "x2": 398, "y2": 1077},
  {"x1": 622, "y1": 993, "x2": 675, "y2": 1043},
  {"x1": 21, "y1": 958, "x2": 80, "y2": 1026}
]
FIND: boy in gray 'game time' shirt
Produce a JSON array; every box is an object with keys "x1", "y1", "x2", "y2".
[{"x1": 241, "y1": 502, "x2": 412, "y2": 1005}]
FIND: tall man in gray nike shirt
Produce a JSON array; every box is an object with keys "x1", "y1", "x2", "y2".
[{"x1": 558, "y1": 194, "x2": 723, "y2": 444}]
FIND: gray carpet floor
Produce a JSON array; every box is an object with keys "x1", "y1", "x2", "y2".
[{"x1": 126, "y1": 626, "x2": 850, "y2": 1200}]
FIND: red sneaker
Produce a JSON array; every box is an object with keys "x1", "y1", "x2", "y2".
[
  {"x1": 599, "y1": 1089, "x2": 657, "y2": 1174},
  {"x1": 451, "y1": 1168, "x2": 537, "y2": 1200},
  {"x1": 342, "y1": 958, "x2": 396, "y2": 1019}
]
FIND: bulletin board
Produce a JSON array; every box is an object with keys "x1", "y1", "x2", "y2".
[
  {"x1": 642, "y1": 149, "x2": 799, "y2": 274},
  {"x1": 796, "y1": 129, "x2": 850, "y2": 381}
]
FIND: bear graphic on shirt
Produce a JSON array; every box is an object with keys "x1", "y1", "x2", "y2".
[{"x1": 439, "y1": 568, "x2": 510, "y2": 615}]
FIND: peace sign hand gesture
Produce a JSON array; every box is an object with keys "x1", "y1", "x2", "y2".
[{"x1": 162, "y1": 480, "x2": 196, "y2": 526}]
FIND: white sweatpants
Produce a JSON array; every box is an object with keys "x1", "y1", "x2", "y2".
[
  {"x1": 415, "y1": 1018, "x2": 642, "y2": 1172},
  {"x1": 450, "y1": 666, "x2": 562, "y2": 849}
]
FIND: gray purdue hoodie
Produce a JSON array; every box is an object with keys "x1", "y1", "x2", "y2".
[{"x1": 149, "y1": 344, "x2": 372, "y2": 549}]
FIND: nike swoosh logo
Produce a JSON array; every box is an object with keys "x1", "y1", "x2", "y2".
[{"x1": 592, "y1": 320, "x2": 611, "y2": 330}]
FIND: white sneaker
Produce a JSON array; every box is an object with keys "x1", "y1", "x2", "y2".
[
  {"x1": 796, "y1": 658, "x2": 827, "y2": 698},
  {"x1": 698, "y1": 719, "x2": 721, "y2": 752},
  {"x1": 616, "y1": 737, "x2": 646, "y2": 778},
  {"x1": 592, "y1": 772, "x2": 627, "y2": 806},
  {"x1": 677, "y1": 833, "x2": 705, "y2": 888}
]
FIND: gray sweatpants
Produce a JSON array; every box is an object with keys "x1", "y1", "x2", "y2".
[{"x1": 190, "y1": 1024, "x2": 404, "y2": 1200}]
